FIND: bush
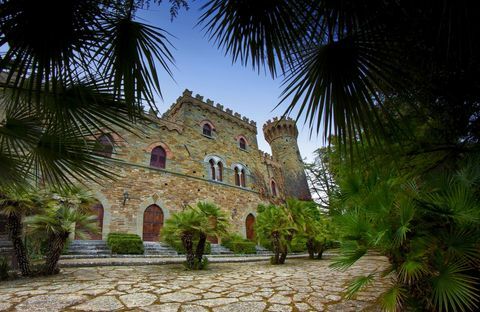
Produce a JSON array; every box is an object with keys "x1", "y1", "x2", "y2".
[
  {"x1": 184, "y1": 256, "x2": 209, "y2": 270},
  {"x1": 222, "y1": 233, "x2": 256, "y2": 254},
  {"x1": 166, "y1": 239, "x2": 211, "y2": 255},
  {"x1": 107, "y1": 233, "x2": 144, "y2": 255},
  {"x1": 289, "y1": 237, "x2": 307, "y2": 253}
]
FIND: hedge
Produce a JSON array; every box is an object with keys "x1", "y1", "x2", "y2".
[
  {"x1": 107, "y1": 233, "x2": 144, "y2": 255},
  {"x1": 222, "y1": 234, "x2": 257, "y2": 254},
  {"x1": 166, "y1": 239, "x2": 211, "y2": 254}
]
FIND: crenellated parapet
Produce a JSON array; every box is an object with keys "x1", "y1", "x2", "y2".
[
  {"x1": 163, "y1": 89, "x2": 258, "y2": 132},
  {"x1": 262, "y1": 116, "x2": 299, "y2": 144}
]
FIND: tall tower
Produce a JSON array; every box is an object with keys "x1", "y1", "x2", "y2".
[{"x1": 263, "y1": 117, "x2": 311, "y2": 200}]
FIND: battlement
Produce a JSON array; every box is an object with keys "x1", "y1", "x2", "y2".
[
  {"x1": 262, "y1": 116, "x2": 299, "y2": 143},
  {"x1": 163, "y1": 89, "x2": 258, "y2": 129}
]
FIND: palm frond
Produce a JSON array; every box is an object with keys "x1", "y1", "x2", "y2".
[
  {"x1": 380, "y1": 284, "x2": 406, "y2": 312},
  {"x1": 330, "y1": 241, "x2": 367, "y2": 270},
  {"x1": 431, "y1": 260, "x2": 479, "y2": 312},
  {"x1": 344, "y1": 273, "x2": 375, "y2": 299}
]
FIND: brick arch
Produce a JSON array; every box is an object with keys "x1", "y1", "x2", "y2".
[
  {"x1": 137, "y1": 197, "x2": 171, "y2": 239},
  {"x1": 234, "y1": 134, "x2": 249, "y2": 145},
  {"x1": 144, "y1": 141, "x2": 173, "y2": 158},
  {"x1": 199, "y1": 119, "x2": 216, "y2": 131},
  {"x1": 242, "y1": 211, "x2": 257, "y2": 240},
  {"x1": 95, "y1": 131, "x2": 126, "y2": 147}
]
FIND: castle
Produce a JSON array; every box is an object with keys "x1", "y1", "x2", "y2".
[{"x1": 82, "y1": 89, "x2": 311, "y2": 242}]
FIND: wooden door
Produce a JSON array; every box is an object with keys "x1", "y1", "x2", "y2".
[
  {"x1": 76, "y1": 203, "x2": 103, "y2": 240},
  {"x1": 143, "y1": 205, "x2": 164, "y2": 241},
  {"x1": 246, "y1": 214, "x2": 255, "y2": 241}
]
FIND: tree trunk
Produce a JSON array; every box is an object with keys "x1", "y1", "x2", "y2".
[
  {"x1": 6, "y1": 213, "x2": 30, "y2": 276},
  {"x1": 317, "y1": 244, "x2": 326, "y2": 260},
  {"x1": 271, "y1": 232, "x2": 281, "y2": 264},
  {"x1": 279, "y1": 251, "x2": 287, "y2": 264},
  {"x1": 44, "y1": 232, "x2": 69, "y2": 275},
  {"x1": 279, "y1": 234, "x2": 292, "y2": 264},
  {"x1": 182, "y1": 232, "x2": 194, "y2": 269},
  {"x1": 306, "y1": 238, "x2": 315, "y2": 259},
  {"x1": 195, "y1": 232, "x2": 207, "y2": 263}
]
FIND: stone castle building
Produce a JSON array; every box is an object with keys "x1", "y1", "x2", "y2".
[{"x1": 80, "y1": 89, "x2": 311, "y2": 242}]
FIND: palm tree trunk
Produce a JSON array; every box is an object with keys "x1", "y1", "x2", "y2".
[
  {"x1": 181, "y1": 232, "x2": 194, "y2": 269},
  {"x1": 6, "y1": 213, "x2": 30, "y2": 276},
  {"x1": 306, "y1": 238, "x2": 315, "y2": 259},
  {"x1": 272, "y1": 232, "x2": 281, "y2": 264},
  {"x1": 195, "y1": 232, "x2": 206, "y2": 264},
  {"x1": 317, "y1": 244, "x2": 325, "y2": 260},
  {"x1": 44, "y1": 232, "x2": 69, "y2": 275}
]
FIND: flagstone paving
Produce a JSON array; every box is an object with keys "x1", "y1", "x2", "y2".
[{"x1": 0, "y1": 256, "x2": 390, "y2": 311}]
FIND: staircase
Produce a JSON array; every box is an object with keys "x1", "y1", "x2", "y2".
[
  {"x1": 210, "y1": 244, "x2": 233, "y2": 255},
  {"x1": 143, "y1": 242, "x2": 178, "y2": 256},
  {"x1": 63, "y1": 240, "x2": 111, "y2": 257},
  {"x1": 255, "y1": 245, "x2": 272, "y2": 255}
]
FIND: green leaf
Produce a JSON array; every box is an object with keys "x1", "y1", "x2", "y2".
[
  {"x1": 380, "y1": 284, "x2": 406, "y2": 312},
  {"x1": 344, "y1": 273, "x2": 375, "y2": 299}
]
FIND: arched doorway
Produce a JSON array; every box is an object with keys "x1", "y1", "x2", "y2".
[
  {"x1": 143, "y1": 204, "x2": 164, "y2": 241},
  {"x1": 76, "y1": 202, "x2": 104, "y2": 240},
  {"x1": 246, "y1": 214, "x2": 255, "y2": 241}
]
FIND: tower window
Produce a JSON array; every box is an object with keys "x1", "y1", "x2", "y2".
[
  {"x1": 271, "y1": 180, "x2": 277, "y2": 197},
  {"x1": 234, "y1": 167, "x2": 240, "y2": 186},
  {"x1": 95, "y1": 134, "x2": 113, "y2": 158},
  {"x1": 218, "y1": 162, "x2": 223, "y2": 181},
  {"x1": 240, "y1": 169, "x2": 246, "y2": 187},
  {"x1": 203, "y1": 124, "x2": 212, "y2": 137},
  {"x1": 209, "y1": 159, "x2": 216, "y2": 180},
  {"x1": 150, "y1": 146, "x2": 166, "y2": 169},
  {"x1": 239, "y1": 137, "x2": 246, "y2": 150}
]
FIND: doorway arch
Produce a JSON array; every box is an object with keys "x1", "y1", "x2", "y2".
[
  {"x1": 246, "y1": 213, "x2": 256, "y2": 241},
  {"x1": 143, "y1": 204, "x2": 164, "y2": 241},
  {"x1": 76, "y1": 202, "x2": 104, "y2": 240}
]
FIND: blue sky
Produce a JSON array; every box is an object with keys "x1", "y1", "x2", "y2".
[{"x1": 137, "y1": 1, "x2": 322, "y2": 161}]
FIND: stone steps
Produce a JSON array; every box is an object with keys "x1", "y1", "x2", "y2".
[
  {"x1": 64, "y1": 240, "x2": 111, "y2": 257},
  {"x1": 143, "y1": 242, "x2": 178, "y2": 256},
  {"x1": 255, "y1": 245, "x2": 272, "y2": 255},
  {"x1": 210, "y1": 244, "x2": 233, "y2": 255}
]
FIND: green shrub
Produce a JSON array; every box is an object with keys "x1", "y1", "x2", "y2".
[
  {"x1": 0, "y1": 257, "x2": 9, "y2": 280},
  {"x1": 184, "y1": 256, "x2": 209, "y2": 270},
  {"x1": 222, "y1": 233, "x2": 256, "y2": 254},
  {"x1": 107, "y1": 233, "x2": 144, "y2": 255},
  {"x1": 166, "y1": 239, "x2": 211, "y2": 255},
  {"x1": 289, "y1": 237, "x2": 307, "y2": 252}
]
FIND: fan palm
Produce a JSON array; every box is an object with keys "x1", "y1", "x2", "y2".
[
  {"x1": 331, "y1": 158, "x2": 480, "y2": 311},
  {"x1": 0, "y1": 0, "x2": 175, "y2": 188},
  {"x1": 199, "y1": 1, "x2": 480, "y2": 150},
  {"x1": 194, "y1": 202, "x2": 229, "y2": 263},
  {"x1": 0, "y1": 187, "x2": 40, "y2": 276},
  {"x1": 25, "y1": 187, "x2": 98, "y2": 275},
  {"x1": 161, "y1": 208, "x2": 209, "y2": 269},
  {"x1": 256, "y1": 203, "x2": 297, "y2": 264}
]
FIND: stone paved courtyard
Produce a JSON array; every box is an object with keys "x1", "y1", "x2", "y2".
[{"x1": 0, "y1": 256, "x2": 390, "y2": 311}]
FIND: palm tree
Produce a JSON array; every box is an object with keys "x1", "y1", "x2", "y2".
[
  {"x1": 199, "y1": 1, "x2": 480, "y2": 151},
  {"x1": 332, "y1": 157, "x2": 480, "y2": 311},
  {"x1": 256, "y1": 203, "x2": 296, "y2": 264},
  {"x1": 161, "y1": 209, "x2": 209, "y2": 270},
  {"x1": 0, "y1": 188, "x2": 39, "y2": 276},
  {"x1": 25, "y1": 187, "x2": 98, "y2": 275},
  {"x1": 194, "y1": 202, "x2": 229, "y2": 263},
  {"x1": 0, "y1": 0, "x2": 176, "y2": 188}
]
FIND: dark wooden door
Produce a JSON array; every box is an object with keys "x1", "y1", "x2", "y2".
[
  {"x1": 76, "y1": 203, "x2": 104, "y2": 240},
  {"x1": 143, "y1": 205, "x2": 164, "y2": 241},
  {"x1": 246, "y1": 214, "x2": 255, "y2": 241}
]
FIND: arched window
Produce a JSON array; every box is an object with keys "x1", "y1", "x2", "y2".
[
  {"x1": 234, "y1": 167, "x2": 240, "y2": 186},
  {"x1": 209, "y1": 159, "x2": 216, "y2": 180},
  {"x1": 95, "y1": 134, "x2": 113, "y2": 158},
  {"x1": 217, "y1": 162, "x2": 223, "y2": 181},
  {"x1": 150, "y1": 146, "x2": 166, "y2": 169},
  {"x1": 271, "y1": 180, "x2": 277, "y2": 197},
  {"x1": 240, "y1": 169, "x2": 246, "y2": 187},
  {"x1": 203, "y1": 123, "x2": 212, "y2": 137},
  {"x1": 239, "y1": 137, "x2": 246, "y2": 150}
]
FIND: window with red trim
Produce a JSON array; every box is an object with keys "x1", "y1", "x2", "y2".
[
  {"x1": 95, "y1": 134, "x2": 113, "y2": 158},
  {"x1": 239, "y1": 137, "x2": 247, "y2": 150},
  {"x1": 150, "y1": 146, "x2": 166, "y2": 169},
  {"x1": 203, "y1": 124, "x2": 212, "y2": 136}
]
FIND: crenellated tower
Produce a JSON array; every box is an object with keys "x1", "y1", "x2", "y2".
[{"x1": 263, "y1": 117, "x2": 311, "y2": 200}]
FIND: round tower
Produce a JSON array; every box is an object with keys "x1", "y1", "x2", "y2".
[{"x1": 263, "y1": 117, "x2": 311, "y2": 200}]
